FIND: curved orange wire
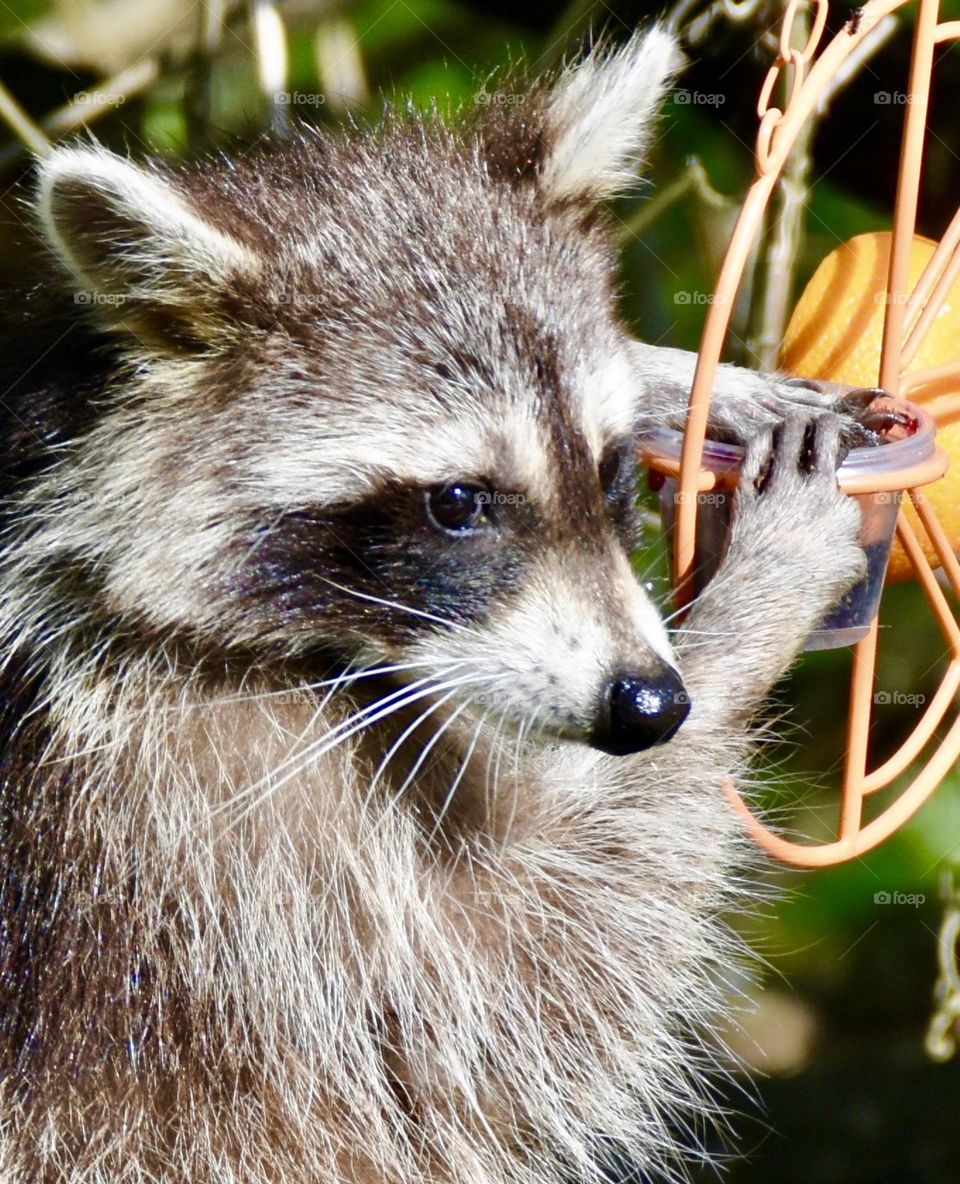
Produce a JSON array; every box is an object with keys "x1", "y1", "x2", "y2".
[{"x1": 660, "y1": 0, "x2": 960, "y2": 866}]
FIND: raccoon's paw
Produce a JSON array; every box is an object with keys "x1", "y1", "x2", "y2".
[
  {"x1": 731, "y1": 410, "x2": 867, "y2": 598},
  {"x1": 762, "y1": 379, "x2": 910, "y2": 446},
  {"x1": 709, "y1": 375, "x2": 902, "y2": 450}
]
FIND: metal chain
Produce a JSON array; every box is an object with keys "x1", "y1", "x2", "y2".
[{"x1": 756, "y1": 0, "x2": 830, "y2": 172}]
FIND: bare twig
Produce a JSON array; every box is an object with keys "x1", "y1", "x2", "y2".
[
  {"x1": 184, "y1": 0, "x2": 226, "y2": 143},
  {"x1": 0, "y1": 77, "x2": 51, "y2": 157},
  {"x1": 314, "y1": 19, "x2": 369, "y2": 113},
  {"x1": 249, "y1": 0, "x2": 290, "y2": 133},
  {"x1": 669, "y1": 0, "x2": 770, "y2": 46},
  {"x1": 618, "y1": 158, "x2": 735, "y2": 243},
  {"x1": 0, "y1": 59, "x2": 160, "y2": 171}
]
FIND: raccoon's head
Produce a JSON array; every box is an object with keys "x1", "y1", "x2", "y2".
[{"x1": 36, "y1": 28, "x2": 690, "y2": 757}]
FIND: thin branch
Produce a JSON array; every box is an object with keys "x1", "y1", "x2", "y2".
[
  {"x1": 669, "y1": 0, "x2": 769, "y2": 45},
  {"x1": 0, "y1": 77, "x2": 51, "y2": 157},
  {"x1": 0, "y1": 59, "x2": 160, "y2": 171},
  {"x1": 184, "y1": 0, "x2": 226, "y2": 144},
  {"x1": 249, "y1": 0, "x2": 290, "y2": 134},
  {"x1": 618, "y1": 158, "x2": 735, "y2": 243},
  {"x1": 314, "y1": 19, "x2": 369, "y2": 113}
]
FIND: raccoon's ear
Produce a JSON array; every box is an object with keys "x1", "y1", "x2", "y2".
[
  {"x1": 37, "y1": 145, "x2": 258, "y2": 351},
  {"x1": 537, "y1": 28, "x2": 683, "y2": 204}
]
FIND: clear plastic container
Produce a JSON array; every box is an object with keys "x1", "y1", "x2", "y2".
[{"x1": 640, "y1": 398, "x2": 943, "y2": 650}]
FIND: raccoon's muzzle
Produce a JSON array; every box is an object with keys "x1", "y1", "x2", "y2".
[{"x1": 591, "y1": 665, "x2": 690, "y2": 755}]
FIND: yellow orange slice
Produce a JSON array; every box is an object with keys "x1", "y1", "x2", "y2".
[{"x1": 780, "y1": 231, "x2": 960, "y2": 581}]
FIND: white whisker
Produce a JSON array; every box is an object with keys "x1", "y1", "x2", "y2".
[
  {"x1": 177, "y1": 660, "x2": 461, "y2": 711},
  {"x1": 318, "y1": 577, "x2": 483, "y2": 639},
  {"x1": 213, "y1": 667, "x2": 459, "y2": 816},
  {"x1": 426, "y1": 702, "x2": 493, "y2": 849},
  {"x1": 361, "y1": 687, "x2": 459, "y2": 815},
  {"x1": 380, "y1": 695, "x2": 475, "y2": 830},
  {"x1": 220, "y1": 671, "x2": 485, "y2": 826},
  {"x1": 499, "y1": 711, "x2": 532, "y2": 850}
]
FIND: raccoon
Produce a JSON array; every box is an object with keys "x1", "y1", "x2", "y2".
[{"x1": 0, "y1": 27, "x2": 866, "y2": 1184}]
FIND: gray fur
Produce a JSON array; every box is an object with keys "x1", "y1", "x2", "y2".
[{"x1": 0, "y1": 29, "x2": 864, "y2": 1183}]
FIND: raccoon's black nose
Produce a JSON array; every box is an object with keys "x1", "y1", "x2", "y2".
[{"x1": 592, "y1": 667, "x2": 690, "y2": 756}]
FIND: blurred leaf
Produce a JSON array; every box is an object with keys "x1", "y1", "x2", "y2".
[{"x1": 142, "y1": 78, "x2": 188, "y2": 151}]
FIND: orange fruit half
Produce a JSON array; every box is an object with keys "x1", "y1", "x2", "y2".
[{"x1": 780, "y1": 231, "x2": 960, "y2": 581}]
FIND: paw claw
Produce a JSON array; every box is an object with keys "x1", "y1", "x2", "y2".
[
  {"x1": 841, "y1": 385, "x2": 887, "y2": 411},
  {"x1": 738, "y1": 410, "x2": 849, "y2": 503}
]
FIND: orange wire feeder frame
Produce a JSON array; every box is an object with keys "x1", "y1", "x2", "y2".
[{"x1": 641, "y1": 0, "x2": 960, "y2": 867}]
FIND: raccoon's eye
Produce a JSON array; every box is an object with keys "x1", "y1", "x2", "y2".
[
  {"x1": 426, "y1": 483, "x2": 489, "y2": 533},
  {"x1": 598, "y1": 447, "x2": 624, "y2": 499}
]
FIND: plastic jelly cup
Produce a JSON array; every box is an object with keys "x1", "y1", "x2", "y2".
[{"x1": 638, "y1": 397, "x2": 946, "y2": 651}]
